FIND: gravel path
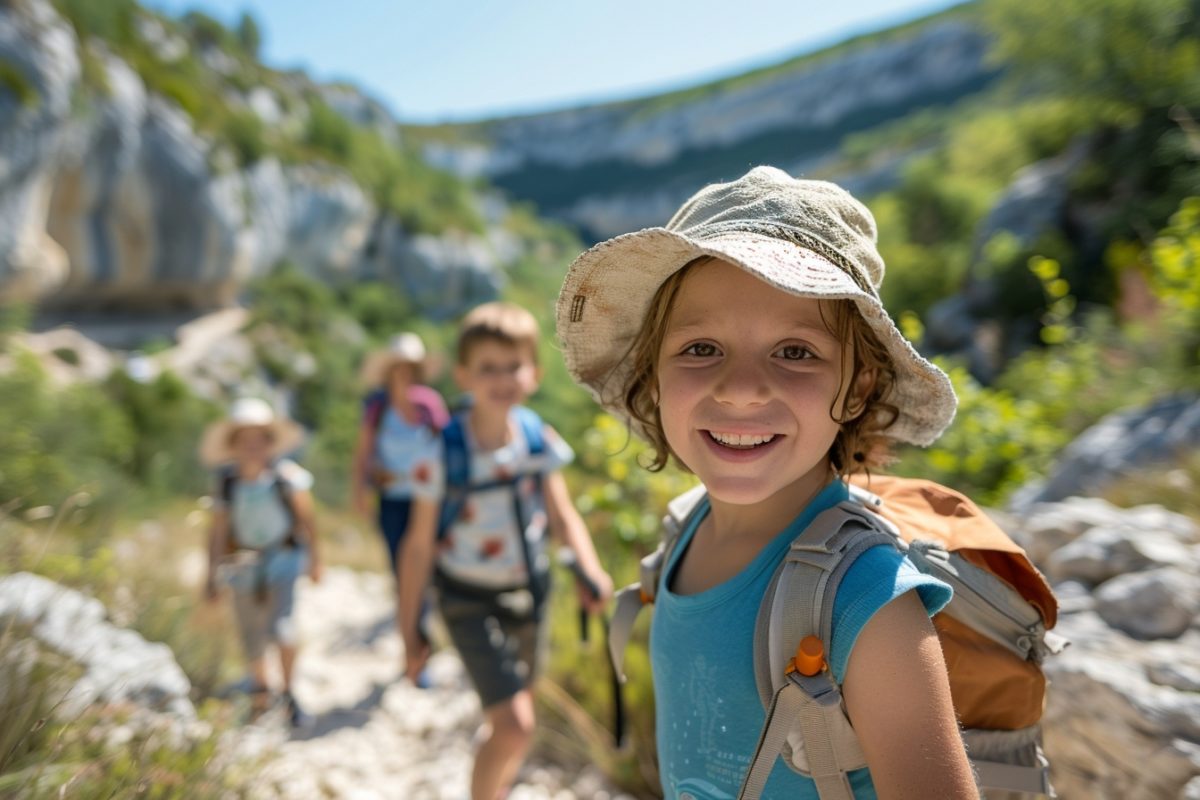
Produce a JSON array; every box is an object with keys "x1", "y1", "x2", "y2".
[{"x1": 235, "y1": 567, "x2": 629, "y2": 800}]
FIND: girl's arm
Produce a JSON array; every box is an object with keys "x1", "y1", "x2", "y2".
[
  {"x1": 291, "y1": 489, "x2": 322, "y2": 583},
  {"x1": 205, "y1": 508, "x2": 230, "y2": 601},
  {"x1": 842, "y1": 590, "x2": 979, "y2": 800},
  {"x1": 543, "y1": 470, "x2": 613, "y2": 613},
  {"x1": 397, "y1": 496, "x2": 439, "y2": 680},
  {"x1": 351, "y1": 420, "x2": 375, "y2": 518}
]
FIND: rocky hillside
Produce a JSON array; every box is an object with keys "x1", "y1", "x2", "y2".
[
  {"x1": 0, "y1": 0, "x2": 514, "y2": 317},
  {"x1": 421, "y1": 7, "x2": 996, "y2": 240}
]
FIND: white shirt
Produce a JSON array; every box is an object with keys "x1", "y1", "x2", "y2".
[
  {"x1": 215, "y1": 460, "x2": 313, "y2": 550},
  {"x1": 433, "y1": 414, "x2": 573, "y2": 589}
]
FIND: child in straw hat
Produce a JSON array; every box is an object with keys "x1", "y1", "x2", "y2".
[
  {"x1": 556, "y1": 167, "x2": 976, "y2": 798},
  {"x1": 352, "y1": 332, "x2": 449, "y2": 577},
  {"x1": 201, "y1": 397, "x2": 321, "y2": 727}
]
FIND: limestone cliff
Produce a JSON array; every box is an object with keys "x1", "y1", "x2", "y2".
[{"x1": 0, "y1": 0, "x2": 502, "y2": 317}]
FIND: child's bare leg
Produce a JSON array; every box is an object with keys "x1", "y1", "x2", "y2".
[
  {"x1": 249, "y1": 656, "x2": 271, "y2": 712},
  {"x1": 278, "y1": 644, "x2": 297, "y2": 691},
  {"x1": 472, "y1": 689, "x2": 536, "y2": 800}
]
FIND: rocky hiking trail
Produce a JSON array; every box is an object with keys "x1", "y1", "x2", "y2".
[{"x1": 234, "y1": 567, "x2": 628, "y2": 800}]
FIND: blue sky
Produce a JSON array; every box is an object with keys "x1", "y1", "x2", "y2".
[{"x1": 145, "y1": 0, "x2": 966, "y2": 123}]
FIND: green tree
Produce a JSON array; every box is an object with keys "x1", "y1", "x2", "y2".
[
  {"x1": 236, "y1": 11, "x2": 262, "y2": 58},
  {"x1": 984, "y1": 0, "x2": 1200, "y2": 115}
]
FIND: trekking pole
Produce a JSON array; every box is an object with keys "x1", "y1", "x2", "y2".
[
  {"x1": 558, "y1": 549, "x2": 594, "y2": 642},
  {"x1": 558, "y1": 549, "x2": 626, "y2": 748}
]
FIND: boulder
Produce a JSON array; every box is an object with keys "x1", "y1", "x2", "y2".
[
  {"x1": 0, "y1": 571, "x2": 195, "y2": 719},
  {"x1": 1094, "y1": 568, "x2": 1199, "y2": 640},
  {"x1": 1011, "y1": 393, "x2": 1200, "y2": 512}
]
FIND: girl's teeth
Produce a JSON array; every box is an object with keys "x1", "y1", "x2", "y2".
[{"x1": 710, "y1": 432, "x2": 776, "y2": 448}]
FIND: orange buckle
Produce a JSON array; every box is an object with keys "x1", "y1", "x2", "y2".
[
  {"x1": 639, "y1": 588, "x2": 654, "y2": 604},
  {"x1": 784, "y1": 635, "x2": 826, "y2": 677}
]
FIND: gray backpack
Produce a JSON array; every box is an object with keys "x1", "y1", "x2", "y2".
[{"x1": 607, "y1": 478, "x2": 1066, "y2": 799}]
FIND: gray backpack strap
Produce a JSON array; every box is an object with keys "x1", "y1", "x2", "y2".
[
  {"x1": 741, "y1": 670, "x2": 857, "y2": 800},
  {"x1": 607, "y1": 484, "x2": 708, "y2": 682},
  {"x1": 739, "y1": 501, "x2": 899, "y2": 800}
]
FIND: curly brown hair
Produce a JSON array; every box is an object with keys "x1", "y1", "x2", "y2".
[{"x1": 622, "y1": 258, "x2": 899, "y2": 476}]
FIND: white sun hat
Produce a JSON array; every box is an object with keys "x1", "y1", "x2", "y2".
[
  {"x1": 360, "y1": 332, "x2": 429, "y2": 387},
  {"x1": 198, "y1": 397, "x2": 306, "y2": 467},
  {"x1": 555, "y1": 165, "x2": 956, "y2": 447}
]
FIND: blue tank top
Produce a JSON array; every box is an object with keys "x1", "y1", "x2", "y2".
[{"x1": 650, "y1": 480, "x2": 952, "y2": 800}]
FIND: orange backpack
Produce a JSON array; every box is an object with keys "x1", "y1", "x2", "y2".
[{"x1": 607, "y1": 475, "x2": 1066, "y2": 799}]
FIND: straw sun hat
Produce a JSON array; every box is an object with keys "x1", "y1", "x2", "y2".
[
  {"x1": 360, "y1": 332, "x2": 429, "y2": 387},
  {"x1": 199, "y1": 397, "x2": 305, "y2": 467},
  {"x1": 555, "y1": 166, "x2": 956, "y2": 447}
]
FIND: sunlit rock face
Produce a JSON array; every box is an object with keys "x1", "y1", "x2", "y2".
[{"x1": 0, "y1": 0, "x2": 502, "y2": 318}]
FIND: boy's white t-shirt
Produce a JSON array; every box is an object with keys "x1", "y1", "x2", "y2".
[
  {"x1": 214, "y1": 460, "x2": 313, "y2": 550},
  {"x1": 430, "y1": 414, "x2": 574, "y2": 589}
]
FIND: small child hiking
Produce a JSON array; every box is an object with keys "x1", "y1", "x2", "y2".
[
  {"x1": 201, "y1": 397, "x2": 321, "y2": 728},
  {"x1": 351, "y1": 332, "x2": 449, "y2": 576},
  {"x1": 556, "y1": 167, "x2": 979, "y2": 798},
  {"x1": 397, "y1": 302, "x2": 613, "y2": 800}
]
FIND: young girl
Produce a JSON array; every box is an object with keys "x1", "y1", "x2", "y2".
[
  {"x1": 352, "y1": 332, "x2": 449, "y2": 576},
  {"x1": 556, "y1": 167, "x2": 978, "y2": 799}
]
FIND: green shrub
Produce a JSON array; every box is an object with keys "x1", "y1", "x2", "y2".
[
  {"x1": 51, "y1": 0, "x2": 139, "y2": 48},
  {"x1": 302, "y1": 99, "x2": 355, "y2": 161},
  {"x1": 222, "y1": 109, "x2": 268, "y2": 167},
  {"x1": 102, "y1": 370, "x2": 220, "y2": 499},
  {"x1": 0, "y1": 351, "x2": 136, "y2": 512}
]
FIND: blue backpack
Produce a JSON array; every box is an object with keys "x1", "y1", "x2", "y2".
[{"x1": 436, "y1": 406, "x2": 550, "y2": 615}]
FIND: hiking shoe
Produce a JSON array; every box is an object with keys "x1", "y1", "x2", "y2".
[{"x1": 283, "y1": 691, "x2": 313, "y2": 729}]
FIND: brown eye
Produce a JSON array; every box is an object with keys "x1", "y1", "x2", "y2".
[
  {"x1": 683, "y1": 342, "x2": 719, "y2": 357},
  {"x1": 778, "y1": 344, "x2": 815, "y2": 360}
]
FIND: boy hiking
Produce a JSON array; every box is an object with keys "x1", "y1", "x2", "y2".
[
  {"x1": 556, "y1": 167, "x2": 979, "y2": 798},
  {"x1": 201, "y1": 397, "x2": 321, "y2": 728},
  {"x1": 398, "y1": 302, "x2": 613, "y2": 800}
]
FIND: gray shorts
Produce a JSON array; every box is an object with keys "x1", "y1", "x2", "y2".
[
  {"x1": 223, "y1": 549, "x2": 307, "y2": 661},
  {"x1": 435, "y1": 571, "x2": 549, "y2": 709}
]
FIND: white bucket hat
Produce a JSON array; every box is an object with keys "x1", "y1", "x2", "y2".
[
  {"x1": 555, "y1": 166, "x2": 956, "y2": 447},
  {"x1": 198, "y1": 397, "x2": 306, "y2": 467},
  {"x1": 360, "y1": 332, "x2": 429, "y2": 387}
]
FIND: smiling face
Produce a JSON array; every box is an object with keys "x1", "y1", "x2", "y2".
[
  {"x1": 230, "y1": 425, "x2": 274, "y2": 467},
  {"x1": 656, "y1": 259, "x2": 864, "y2": 508},
  {"x1": 455, "y1": 338, "x2": 541, "y2": 417}
]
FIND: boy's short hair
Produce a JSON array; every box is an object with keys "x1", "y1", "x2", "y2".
[{"x1": 457, "y1": 302, "x2": 541, "y2": 366}]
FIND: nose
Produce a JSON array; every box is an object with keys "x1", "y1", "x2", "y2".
[{"x1": 712, "y1": 356, "x2": 771, "y2": 407}]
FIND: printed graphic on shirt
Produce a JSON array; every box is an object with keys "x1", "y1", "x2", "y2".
[
  {"x1": 375, "y1": 408, "x2": 441, "y2": 500},
  {"x1": 672, "y1": 778, "x2": 734, "y2": 800},
  {"x1": 435, "y1": 417, "x2": 573, "y2": 588},
  {"x1": 660, "y1": 653, "x2": 751, "y2": 794}
]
